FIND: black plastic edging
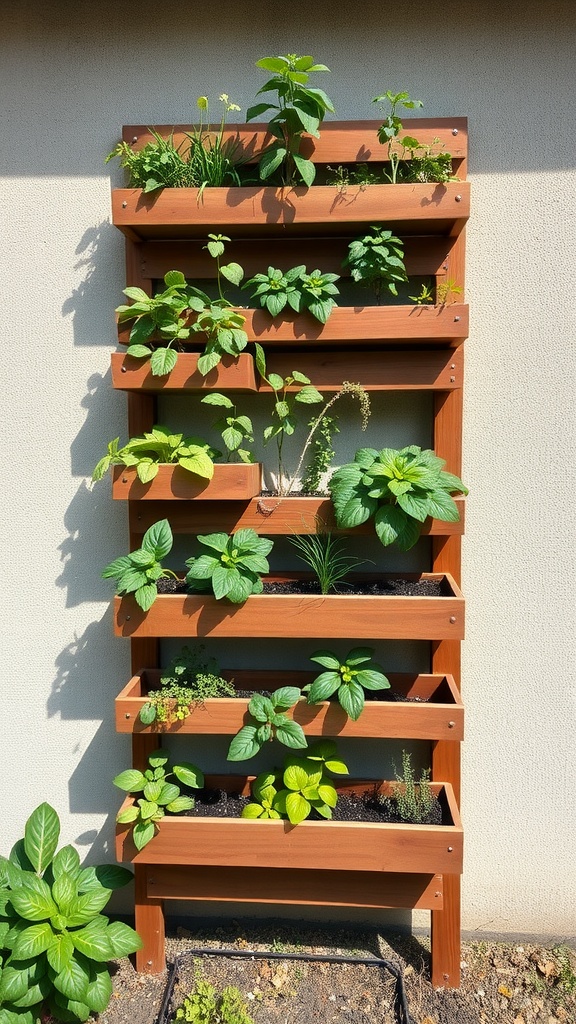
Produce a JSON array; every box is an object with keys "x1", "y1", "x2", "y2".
[{"x1": 156, "y1": 946, "x2": 415, "y2": 1024}]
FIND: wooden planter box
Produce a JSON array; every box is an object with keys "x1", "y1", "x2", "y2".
[
  {"x1": 115, "y1": 669, "x2": 464, "y2": 741},
  {"x1": 113, "y1": 572, "x2": 464, "y2": 640},
  {"x1": 111, "y1": 463, "x2": 262, "y2": 501},
  {"x1": 110, "y1": 352, "x2": 258, "y2": 392},
  {"x1": 117, "y1": 305, "x2": 469, "y2": 348},
  {"x1": 128, "y1": 494, "x2": 465, "y2": 537},
  {"x1": 115, "y1": 778, "x2": 463, "y2": 874},
  {"x1": 112, "y1": 182, "x2": 470, "y2": 240}
]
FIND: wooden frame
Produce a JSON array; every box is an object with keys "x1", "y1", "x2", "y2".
[
  {"x1": 111, "y1": 463, "x2": 262, "y2": 501},
  {"x1": 116, "y1": 670, "x2": 464, "y2": 741},
  {"x1": 113, "y1": 572, "x2": 464, "y2": 640},
  {"x1": 116, "y1": 779, "x2": 463, "y2": 875},
  {"x1": 108, "y1": 118, "x2": 468, "y2": 985},
  {"x1": 111, "y1": 352, "x2": 258, "y2": 392}
]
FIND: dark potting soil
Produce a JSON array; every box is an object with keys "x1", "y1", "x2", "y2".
[
  {"x1": 184, "y1": 787, "x2": 443, "y2": 826},
  {"x1": 232, "y1": 688, "x2": 429, "y2": 703},
  {"x1": 156, "y1": 577, "x2": 444, "y2": 597}
]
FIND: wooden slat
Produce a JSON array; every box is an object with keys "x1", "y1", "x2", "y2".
[
  {"x1": 117, "y1": 304, "x2": 469, "y2": 347},
  {"x1": 432, "y1": 875, "x2": 461, "y2": 988},
  {"x1": 128, "y1": 494, "x2": 465, "y2": 536},
  {"x1": 121, "y1": 119, "x2": 468, "y2": 163},
  {"x1": 115, "y1": 670, "x2": 464, "y2": 740},
  {"x1": 147, "y1": 865, "x2": 445, "y2": 910},
  {"x1": 113, "y1": 572, "x2": 464, "y2": 640},
  {"x1": 111, "y1": 352, "x2": 258, "y2": 391},
  {"x1": 134, "y1": 864, "x2": 165, "y2": 974},
  {"x1": 112, "y1": 463, "x2": 262, "y2": 501},
  {"x1": 112, "y1": 347, "x2": 464, "y2": 394},
  {"x1": 111, "y1": 183, "x2": 470, "y2": 240},
  {"x1": 116, "y1": 781, "x2": 463, "y2": 873},
  {"x1": 139, "y1": 236, "x2": 451, "y2": 280}
]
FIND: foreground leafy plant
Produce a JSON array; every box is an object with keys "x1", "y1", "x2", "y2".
[
  {"x1": 0, "y1": 803, "x2": 141, "y2": 1023},
  {"x1": 227, "y1": 687, "x2": 306, "y2": 761},
  {"x1": 329, "y1": 446, "x2": 468, "y2": 550},
  {"x1": 107, "y1": 129, "x2": 198, "y2": 193},
  {"x1": 243, "y1": 264, "x2": 340, "y2": 323},
  {"x1": 140, "y1": 645, "x2": 235, "y2": 727},
  {"x1": 372, "y1": 89, "x2": 423, "y2": 184},
  {"x1": 372, "y1": 91, "x2": 454, "y2": 184},
  {"x1": 200, "y1": 393, "x2": 254, "y2": 463},
  {"x1": 247, "y1": 54, "x2": 334, "y2": 186},
  {"x1": 175, "y1": 971, "x2": 254, "y2": 1024},
  {"x1": 102, "y1": 519, "x2": 177, "y2": 611},
  {"x1": 305, "y1": 647, "x2": 390, "y2": 720},
  {"x1": 185, "y1": 529, "x2": 273, "y2": 604},
  {"x1": 116, "y1": 270, "x2": 196, "y2": 376},
  {"x1": 114, "y1": 749, "x2": 204, "y2": 850},
  {"x1": 92, "y1": 427, "x2": 219, "y2": 484},
  {"x1": 242, "y1": 741, "x2": 348, "y2": 825},
  {"x1": 343, "y1": 226, "x2": 407, "y2": 303}
]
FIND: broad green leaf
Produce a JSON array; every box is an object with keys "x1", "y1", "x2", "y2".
[
  {"x1": 293, "y1": 152, "x2": 316, "y2": 186},
  {"x1": 150, "y1": 347, "x2": 178, "y2": 377},
  {"x1": 84, "y1": 963, "x2": 113, "y2": 1013},
  {"x1": 306, "y1": 672, "x2": 340, "y2": 703},
  {"x1": 123, "y1": 287, "x2": 149, "y2": 302},
  {"x1": 0, "y1": 1010, "x2": 39, "y2": 1024},
  {"x1": 77, "y1": 864, "x2": 132, "y2": 892},
  {"x1": 225, "y1": 572, "x2": 254, "y2": 604},
  {"x1": 317, "y1": 783, "x2": 338, "y2": 807},
  {"x1": 133, "y1": 822, "x2": 155, "y2": 851},
  {"x1": 106, "y1": 920, "x2": 143, "y2": 957},
  {"x1": 11, "y1": 922, "x2": 53, "y2": 959},
  {"x1": 135, "y1": 583, "x2": 158, "y2": 612},
  {"x1": 129, "y1": 317, "x2": 157, "y2": 346},
  {"x1": 285, "y1": 792, "x2": 310, "y2": 825},
  {"x1": 200, "y1": 392, "x2": 234, "y2": 408},
  {"x1": 64, "y1": 889, "x2": 112, "y2": 927},
  {"x1": 173, "y1": 763, "x2": 204, "y2": 789},
  {"x1": 164, "y1": 270, "x2": 186, "y2": 288},
  {"x1": 338, "y1": 682, "x2": 365, "y2": 721},
  {"x1": 275, "y1": 719, "x2": 307, "y2": 749},
  {"x1": 11, "y1": 879, "x2": 57, "y2": 922},
  {"x1": 309, "y1": 650, "x2": 341, "y2": 670},
  {"x1": 336, "y1": 493, "x2": 377, "y2": 529},
  {"x1": 113, "y1": 769, "x2": 146, "y2": 792},
  {"x1": 8, "y1": 841, "x2": 34, "y2": 874},
  {"x1": 241, "y1": 803, "x2": 264, "y2": 819},
  {"x1": 70, "y1": 922, "x2": 113, "y2": 962},
  {"x1": 47, "y1": 930, "x2": 75, "y2": 973},
  {"x1": 10, "y1": 976, "x2": 51, "y2": 1009},
  {"x1": 142, "y1": 518, "x2": 172, "y2": 559},
  {"x1": 165, "y1": 796, "x2": 194, "y2": 813},
  {"x1": 227, "y1": 726, "x2": 260, "y2": 762},
  {"x1": 397, "y1": 489, "x2": 430, "y2": 523},
  {"x1": 324, "y1": 758, "x2": 349, "y2": 775},
  {"x1": 156, "y1": 783, "x2": 180, "y2": 806},
  {"x1": 374, "y1": 504, "x2": 418, "y2": 550},
  {"x1": 52, "y1": 845, "x2": 80, "y2": 880},
  {"x1": 138, "y1": 800, "x2": 158, "y2": 821},
  {"x1": 356, "y1": 669, "x2": 390, "y2": 691},
  {"x1": 220, "y1": 262, "x2": 244, "y2": 287},
  {"x1": 116, "y1": 805, "x2": 139, "y2": 824},
  {"x1": 426, "y1": 489, "x2": 460, "y2": 522},
  {"x1": 136, "y1": 460, "x2": 158, "y2": 484},
  {"x1": 52, "y1": 953, "x2": 90, "y2": 1001},
  {"x1": 0, "y1": 960, "x2": 42, "y2": 1003},
  {"x1": 52, "y1": 872, "x2": 77, "y2": 916},
  {"x1": 438, "y1": 470, "x2": 468, "y2": 494},
  {"x1": 139, "y1": 702, "x2": 157, "y2": 726},
  {"x1": 283, "y1": 765, "x2": 310, "y2": 792},
  {"x1": 24, "y1": 803, "x2": 59, "y2": 875},
  {"x1": 346, "y1": 646, "x2": 376, "y2": 666},
  {"x1": 143, "y1": 780, "x2": 163, "y2": 803},
  {"x1": 272, "y1": 686, "x2": 302, "y2": 709},
  {"x1": 259, "y1": 144, "x2": 287, "y2": 179}
]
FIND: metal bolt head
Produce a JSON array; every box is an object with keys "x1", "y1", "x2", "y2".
[
  {"x1": 449, "y1": 616, "x2": 456, "y2": 624},
  {"x1": 121, "y1": 365, "x2": 127, "y2": 373},
  {"x1": 122, "y1": 201, "x2": 127, "y2": 208},
  {"x1": 125, "y1": 713, "x2": 131, "y2": 719},
  {"x1": 132, "y1": 136, "x2": 138, "y2": 143},
  {"x1": 448, "y1": 720, "x2": 455, "y2": 728},
  {"x1": 454, "y1": 316, "x2": 461, "y2": 322},
  {"x1": 455, "y1": 194, "x2": 462, "y2": 202},
  {"x1": 448, "y1": 846, "x2": 453, "y2": 852},
  {"x1": 451, "y1": 363, "x2": 456, "y2": 369},
  {"x1": 125, "y1": 615, "x2": 131, "y2": 621},
  {"x1": 435, "y1": 890, "x2": 442, "y2": 897},
  {"x1": 147, "y1": 960, "x2": 153, "y2": 966},
  {"x1": 450, "y1": 376, "x2": 455, "y2": 383},
  {"x1": 122, "y1": 477, "x2": 128, "y2": 483},
  {"x1": 452, "y1": 128, "x2": 459, "y2": 136}
]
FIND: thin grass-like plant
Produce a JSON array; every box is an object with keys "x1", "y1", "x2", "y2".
[
  {"x1": 186, "y1": 94, "x2": 244, "y2": 198},
  {"x1": 288, "y1": 529, "x2": 365, "y2": 594}
]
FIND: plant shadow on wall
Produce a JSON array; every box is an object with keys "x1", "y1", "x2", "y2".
[{"x1": 62, "y1": 221, "x2": 124, "y2": 347}]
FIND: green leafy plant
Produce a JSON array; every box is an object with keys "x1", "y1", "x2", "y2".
[
  {"x1": 400, "y1": 137, "x2": 454, "y2": 184},
  {"x1": 305, "y1": 647, "x2": 390, "y2": 720},
  {"x1": 114, "y1": 749, "x2": 204, "y2": 851},
  {"x1": 106, "y1": 129, "x2": 198, "y2": 193},
  {"x1": 0, "y1": 802, "x2": 141, "y2": 1023},
  {"x1": 200, "y1": 393, "x2": 254, "y2": 463},
  {"x1": 184, "y1": 94, "x2": 243, "y2": 196},
  {"x1": 409, "y1": 281, "x2": 434, "y2": 305},
  {"x1": 326, "y1": 164, "x2": 382, "y2": 189},
  {"x1": 378, "y1": 751, "x2": 436, "y2": 824},
  {"x1": 243, "y1": 264, "x2": 339, "y2": 323},
  {"x1": 102, "y1": 519, "x2": 177, "y2": 611},
  {"x1": 436, "y1": 278, "x2": 463, "y2": 305},
  {"x1": 247, "y1": 54, "x2": 334, "y2": 186},
  {"x1": 242, "y1": 741, "x2": 348, "y2": 825},
  {"x1": 92, "y1": 427, "x2": 219, "y2": 484},
  {"x1": 140, "y1": 645, "x2": 235, "y2": 726},
  {"x1": 175, "y1": 970, "x2": 254, "y2": 1024},
  {"x1": 227, "y1": 687, "x2": 306, "y2": 761},
  {"x1": 185, "y1": 529, "x2": 273, "y2": 604},
  {"x1": 372, "y1": 90, "x2": 423, "y2": 184},
  {"x1": 343, "y1": 226, "x2": 407, "y2": 303},
  {"x1": 254, "y1": 344, "x2": 323, "y2": 494},
  {"x1": 116, "y1": 270, "x2": 198, "y2": 376},
  {"x1": 288, "y1": 530, "x2": 365, "y2": 595},
  {"x1": 190, "y1": 235, "x2": 248, "y2": 375},
  {"x1": 329, "y1": 445, "x2": 468, "y2": 550},
  {"x1": 300, "y1": 412, "x2": 339, "y2": 494}
]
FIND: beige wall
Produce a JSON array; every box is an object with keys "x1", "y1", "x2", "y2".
[{"x1": 1, "y1": 0, "x2": 575, "y2": 937}]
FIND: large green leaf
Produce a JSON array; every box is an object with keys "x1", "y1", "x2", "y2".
[
  {"x1": 113, "y1": 769, "x2": 146, "y2": 792},
  {"x1": 64, "y1": 889, "x2": 112, "y2": 928},
  {"x1": 338, "y1": 682, "x2": 365, "y2": 721},
  {"x1": 9, "y1": 975, "x2": 51, "y2": 1009},
  {"x1": 11, "y1": 922, "x2": 54, "y2": 960},
  {"x1": 397, "y1": 489, "x2": 431, "y2": 523},
  {"x1": 106, "y1": 920, "x2": 144, "y2": 958},
  {"x1": 0, "y1": 960, "x2": 39, "y2": 1003},
  {"x1": 306, "y1": 672, "x2": 340, "y2": 703},
  {"x1": 52, "y1": 872, "x2": 77, "y2": 916},
  {"x1": 133, "y1": 822, "x2": 156, "y2": 851},
  {"x1": 52, "y1": 953, "x2": 90, "y2": 1001},
  {"x1": 70, "y1": 920, "x2": 113, "y2": 962},
  {"x1": 172, "y1": 763, "x2": 204, "y2": 789},
  {"x1": 47, "y1": 930, "x2": 75, "y2": 973},
  {"x1": 10, "y1": 878, "x2": 57, "y2": 922},
  {"x1": 285, "y1": 792, "x2": 310, "y2": 824},
  {"x1": 0, "y1": 1009, "x2": 40, "y2": 1024},
  {"x1": 356, "y1": 668, "x2": 390, "y2": 691},
  {"x1": 275, "y1": 719, "x2": 307, "y2": 749},
  {"x1": 23, "y1": 804, "x2": 59, "y2": 875},
  {"x1": 141, "y1": 518, "x2": 172, "y2": 560},
  {"x1": 85, "y1": 962, "x2": 113, "y2": 1013},
  {"x1": 227, "y1": 726, "x2": 260, "y2": 762},
  {"x1": 77, "y1": 864, "x2": 133, "y2": 892},
  {"x1": 52, "y1": 846, "x2": 80, "y2": 881},
  {"x1": 7, "y1": 841, "x2": 34, "y2": 874}
]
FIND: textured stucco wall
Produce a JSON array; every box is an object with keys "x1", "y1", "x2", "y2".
[{"x1": 1, "y1": 0, "x2": 575, "y2": 936}]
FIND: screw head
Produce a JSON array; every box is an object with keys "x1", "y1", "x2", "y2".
[
  {"x1": 448, "y1": 846, "x2": 453, "y2": 852},
  {"x1": 132, "y1": 136, "x2": 138, "y2": 143},
  {"x1": 448, "y1": 721, "x2": 455, "y2": 728},
  {"x1": 450, "y1": 376, "x2": 456, "y2": 383},
  {"x1": 449, "y1": 615, "x2": 456, "y2": 623},
  {"x1": 122, "y1": 201, "x2": 127, "y2": 208},
  {"x1": 452, "y1": 128, "x2": 459, "y2": 136},
  {"x1": 125, "y1": 713, "x2": 131, "y2": 719},
  {"x1": 454, "y1": 316, "x2": 461, "y2": 322},
  {"x1": 125, "y1": 615, "x2": 131, "y2": 621},
  {"x1": 451, "y1": 363, "x2": 456, "y2": 369},
  {"x1": 435, "y1": 890, "x2": 442, "y2": 897},
  {"x1": 455, "y1": 194, "x2": 462, "y2": 202},
  {"x1": 121, "y1": 365, "x2": 127, "y2": 373}
]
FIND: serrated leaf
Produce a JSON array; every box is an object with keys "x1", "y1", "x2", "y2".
[
  {"x1": 285, "y1": 792, "x2": 310, "y2": 825},
  {"x1": 113, "y1": 769, "x2": 146, "y2": 793},
  {"x1": 227, "y1": 726, "x2": 260, "y2": 761},
  {"x1": 142, "y1": 518, "x2": 172, "y2": 559},
  {"x1": 220, "y1": 262, "x2": 244, "y2": 287},
  {"x1": 292, "y1": 152, "x2": 316, "y2": 186},
  {"x1": 150, "y1": 347, "x2": 178, "y2": 377},
  {"x1": 275, "y1": 719, "x2": 307, "y2": 749},
  {"x1": 165, "y1": 796, "x2": 194, "y2": 813},
  {"x1": 338, "y1": 681, "x2": 365, "y2": 721}
]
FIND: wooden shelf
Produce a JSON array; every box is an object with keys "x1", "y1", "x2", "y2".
[
  {"x1": 112, "y1": 463, "x2": 262, "y2": 501},
  {"x1": 116, "y1": 670, "x2": 464, "y2": 741},
  {"x1": 113, "y1": 572, "x2": 464, "y2": 640},
  {"x1": 112, "y1": 183, "x2": 470, "y2": 240},
  {"x1": 116, "y1": 779, "x2": 463, "y2": 874}
]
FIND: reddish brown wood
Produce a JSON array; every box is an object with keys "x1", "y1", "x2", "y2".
[
  {"x1": 117, "y1": 304, "x2": 469, "y2": 347},
  {"x1": 111, "y1": 183, "x2": 470, "y2": 240},
  {"x1": 116, "y1": 781, "x2": 463, "y2": 873},
  {"x1": 432, "y1": 875, "x2": 461, "y2": 988},
  {"x1": 121, "y1": 119, "x2": 468, "y2": 164},
  {"x1": 133, "y1": 864, "x2": 165, "y2": 974},
  {"x1": 113, "y1": 573, "x2": 464, "y2": 640},
  {"x1": 147, "y1": 865, "x2": 445, "y2": 910},
  {"x1": 111, "y1": 352, "x2": 258, "y2": 391},
  {"x1": 128, "y1": 494, "x2": 465, "y2": 536},
  {"x1": 140, "y1": 236, "x2": 451, "y2": 281},
  {"x1": 115, "y1": 670, "x2": 464, "y2": 741},
  {"x1": 112, "y1": 463, "x2": 262, "y2": 501}
]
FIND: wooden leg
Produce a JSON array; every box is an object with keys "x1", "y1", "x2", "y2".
[
  {"x1": 431, "y1": 874, "x2": 461, "y2": 988},
  {"x1": 134, "y1": 864, "x2": 166, "y2": 974}
]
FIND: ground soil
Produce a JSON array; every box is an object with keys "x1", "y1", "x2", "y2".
[
  {"x1": 157, "y1": 578, "x2": 444, "y2": 597},
  {"x1": 95, "y1": 923, "x2": 576, "y2": 1024}
]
